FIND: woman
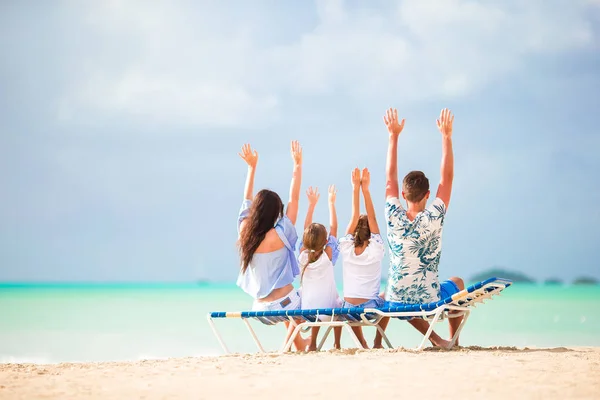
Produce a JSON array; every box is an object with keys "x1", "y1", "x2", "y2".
[
  {"x1": 339, "y1": 168, "x2": 386, "y2": 349},
  {"x1": 236, "y1": 141, "x2": 308, "y2": 351}
]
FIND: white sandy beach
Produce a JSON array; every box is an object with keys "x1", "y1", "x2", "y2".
[{"x1": 1, "y1": 347, "x2": 599, "y2": 400}]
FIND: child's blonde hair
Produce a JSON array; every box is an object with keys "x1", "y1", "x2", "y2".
[{"x1": 300, "y1": 223, "x2": 328, "y2": 283}]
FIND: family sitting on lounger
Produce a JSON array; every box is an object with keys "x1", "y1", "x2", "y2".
[{"x1": 236, "y1": 107, "x2": 464, "y2": 351}]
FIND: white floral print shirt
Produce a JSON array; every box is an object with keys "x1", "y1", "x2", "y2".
[{"x1": 385, "y1": 197, "x2": 447, "y2": 304}]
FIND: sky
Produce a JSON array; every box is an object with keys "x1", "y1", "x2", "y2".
[{"x1": 0, "y1": 0, "x2": 599, "y2": 283}]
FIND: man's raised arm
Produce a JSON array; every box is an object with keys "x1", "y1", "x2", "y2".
[
  {"x1": 435, "y1": 108, "x2": 454, "y2": 209},
  {"x1": 384, "y1": 108, "x2": 405, "y2": 200}
]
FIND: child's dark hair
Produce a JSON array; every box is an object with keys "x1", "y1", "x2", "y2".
[
  {"x1": 300, "y1": 223, "x2": 328, "y2": 283},
  {"x1": 354, "y1": 215, "x2": 371, "y2": 247}
]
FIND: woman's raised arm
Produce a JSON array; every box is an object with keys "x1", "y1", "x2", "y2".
[
  {"x1": 238, "y1": 144, "x2": 258, "y2": 201},
  {"x1": 286, "y1": 140, "x2": 303, "y2": 225}
]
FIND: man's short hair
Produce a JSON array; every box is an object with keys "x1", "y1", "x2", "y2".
[{"x1": 402, "y1": 171, "x2": 430, "y2": 202}]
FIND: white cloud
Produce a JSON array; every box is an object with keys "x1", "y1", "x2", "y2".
[
  {"x1": 61, "y1": 69, "x2": 278, "y2": 127},
  {"x1": 58, "y1": 0, "x2": 598, "y2": 127},
  {"x1": 274, "y1": 0, "x2": 596, "y2": 99},
  {"x1": 59, "y1": 0, "x2": 278, "y2": 128}
]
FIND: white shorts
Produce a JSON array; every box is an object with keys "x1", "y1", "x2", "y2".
[
  {"x1": 252, "y1": 289, "x2": 301, "y2": 312},
  {"x1": 303, "y1": 297, "x2": 343, "y2": 321}
]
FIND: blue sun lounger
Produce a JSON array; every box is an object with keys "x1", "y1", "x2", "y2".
[{"x1": 207, "y1": 277, "x2": 512, "y2": 353}]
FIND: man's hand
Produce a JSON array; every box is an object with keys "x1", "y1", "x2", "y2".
[
  {"x1": 361, "y1": 168, "x2": 370, "y2": 191},
  {"x1": 351, "y1": 168, "x2": 361, "y2": 188},
  {"x1": 291, "y1": 140, "x2": 303, "y2": 165},
  {"x1": 306, "y1": 186, "x2": 320, "y2": 206},
  {"x1": 436, "y1": 108, "x2": 454, "y2": 139},
  {"x1": 383, "y1": 108, "x2": 405, "y2": 137},
  {"x1": 238, "y1": 144, "x2": 258, "y2": 168},
  {"x1": 328, "y1": 185, "x2": 337, "y2": 205}
]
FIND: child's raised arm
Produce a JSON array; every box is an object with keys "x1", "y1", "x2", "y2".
[
  {"x1": 328, "y1": 185, "x2": 338, "y2": 238},
  {"x1": 304, "y1": 186, "x2": 319, "y2": 230},
  {"x1": 345, "y1": 168, "x2": 361, "y2": 235},
  {"x1": 300, "y1": 186, "x2": 319, "y2": 253},
  {"x1": 361, "y1": 168, "x2": 380, "y2": 234},
  {"x1": 286, "y1": 140, "x2": 303, "y2": 225}
]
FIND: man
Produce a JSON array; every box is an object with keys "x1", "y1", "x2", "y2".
[{"x1": 373, "y1": 108, "x2": 465, "y2": 349}]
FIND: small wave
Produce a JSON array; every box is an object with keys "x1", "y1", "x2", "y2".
[
  {"x1": 135, "y1": 350, "x2": 222, "y2": 361},
  {"x1": 1, "y1": 349, "x2": 224, "y2": 365},
  {"x1": 135, "y1": 354, "x2": 170, "y2": 361},
  {"x1": 0, "y1": 355, "x2": 56, "y2": 365}
]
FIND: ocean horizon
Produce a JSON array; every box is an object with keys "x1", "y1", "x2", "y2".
[
  {"x1": 1, "y1": 279, "x2": 595, "y2": 288},
  {"x1": 2, "y1": 281, "x2": 599, "y2": 364}
]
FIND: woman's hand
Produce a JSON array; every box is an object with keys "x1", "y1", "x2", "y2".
[
  {"x1": 239, "y1": 144, "x2": 258, "y2": 201},
  {"x1": 287, "y1": 140, "x2": 303, "y2": 225},
  {"x1": 307, "y1": 186, "x2": 320, "y2": 206},
  {"x1": 291, "y1": 140, "x2": 302, "y2": 166},
  {"x1": 238, "y1": 144, "x2": 258, "y2": 168}
]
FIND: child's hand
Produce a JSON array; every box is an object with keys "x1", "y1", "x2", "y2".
[
  {"x1": 361, "y1": 168, "x2": 370, "y2": 190},
  {"x1": 306, "y1": 186, "x2": 320, "y2": 205},
  {"x1": 328, "y1": 185, "x2": 337, "y2": 204},
  {"x1": 238, "y1": 144, "x2": 258, "y2": 168},
  {"x1": 291, "y1": 140, "x2": 303, "y2": 166},
  {"x1": 351, "y1": 168, "x2": 361, "y2": 188}
]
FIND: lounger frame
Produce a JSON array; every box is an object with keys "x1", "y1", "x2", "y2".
[{"x1": 207, "y1": 277, "x2": 511, "y2": 353}]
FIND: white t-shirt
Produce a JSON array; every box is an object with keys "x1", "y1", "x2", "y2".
[
  {"x1": 339, "y1": 233, "x2": 385, "y2": 299},
  {"x1": 385, "y1": 197, "x2": 447, "y2": 304},
  {"x1": 298, "y1": 251, "x2": 342, "y2": 310}
]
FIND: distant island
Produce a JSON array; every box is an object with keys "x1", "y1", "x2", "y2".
[
  {"x1": 470, "y1": 268, "x2": 535, "y2": 284},
  {"x1": 573, "y1": 276, "x2": 599, "y2": 285},
  {"x1": 469, "y1": 269, "x2": 599, "y2": 285},
  {"x1": 544, "y1": 278, "x2": 563, "y2": 285}
]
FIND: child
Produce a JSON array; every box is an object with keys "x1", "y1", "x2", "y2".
[
  {"x1": 339, "y1": 168, "x2": 386, "y2": 349},
  {"x1": 298, "y1": 185, "x2": 343, "y2": 352}
]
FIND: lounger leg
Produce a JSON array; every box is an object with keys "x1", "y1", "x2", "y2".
[
  {"x1": 343, "y1": 323, "x2": 364, "y2": 349},
  {"x1": 317, "y1": 326, "x2": 333, "y2": 351},
  {"x1": 280, "y1": 320, "x2": 305, "y2": 353},
  {"x1": 207, "y1": 315, "x2": 230, "y2": 354},
  {"x1": 416, "y1": 310, "x2": 443, "y2": 351},
  {"x1": 375, "y1": 324, "x2": 394, "y2": 349},
  {"x1": 448, "y1": 309, "x2": 470, "y2": 348},
  {"x1": 243, "y1": 319, "x2": 266, "y2": 353}
]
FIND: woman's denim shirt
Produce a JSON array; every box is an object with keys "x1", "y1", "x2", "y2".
[{"x1": 236, "y1": 200, "x2": 300, "y2": 299}]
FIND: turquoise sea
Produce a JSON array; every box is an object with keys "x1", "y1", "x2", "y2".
[{"x1": 1, "y1": 283, "x2": 599, "y2": 364}]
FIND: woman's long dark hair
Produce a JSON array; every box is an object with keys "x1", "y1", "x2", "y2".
[{"x1": 238, "y1": 189, "x2": 284, "y2": 274}]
